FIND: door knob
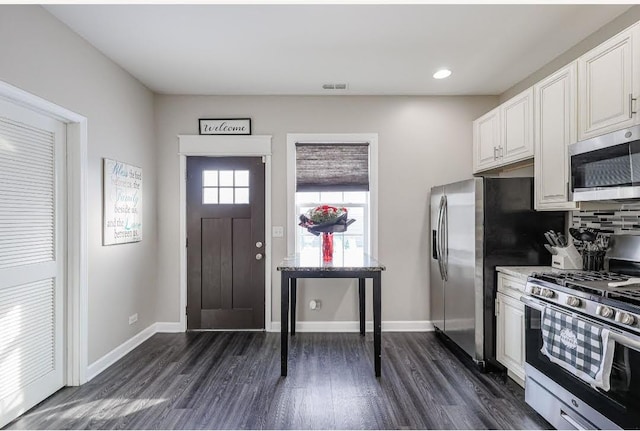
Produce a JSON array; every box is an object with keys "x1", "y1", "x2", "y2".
[
  {"x1": 256, "y1": 241, "x2": 263, "y2": 248},
  {"x1": 256, "y1": 253, "x2": 264, "y2": 260}
]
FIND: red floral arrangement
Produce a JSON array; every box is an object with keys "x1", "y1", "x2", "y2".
[{"x1": 299, "y1": 205, "x2": 355, "y2": 235}]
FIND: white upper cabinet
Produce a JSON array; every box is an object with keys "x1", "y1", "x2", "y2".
[
  {"x1": 473, "y1": 89, "x2": 534, "y2": 174},
  {"x1": 578, "y1": 23, "x2": 640, "y2": 140},
  {"x1": 501, "y1": 87, "x2": 534, "y2": 164},
  {"x1": 473, "y1": 108, "x2": 501, "y2": 173},
  {"x1": 534, "y1": 62, "x2": 579, "y2": 210}
]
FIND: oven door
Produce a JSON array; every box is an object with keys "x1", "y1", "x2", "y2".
[{"x1": 523, "y1": 298, "x2": 640, "y2": 429}]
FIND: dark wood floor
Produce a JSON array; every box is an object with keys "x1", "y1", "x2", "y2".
[{"x1": 5, "y1": 332, "x2": 550, "y2": 430}]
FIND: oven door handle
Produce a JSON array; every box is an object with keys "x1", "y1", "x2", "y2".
[
  {"x1": 521, "y1": 295, "x2": 640, "y2": 350},
  {"x1": 520, "y1": 295, "x2": 544, "y2": 311}
]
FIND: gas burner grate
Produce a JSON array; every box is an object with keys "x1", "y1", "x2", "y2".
[
  {"x1": 531, "y1": 271, "x2": 628, "y2": 283},
  {"x1": 608, "y1": 289, "x2": 640, "y2": 307}
]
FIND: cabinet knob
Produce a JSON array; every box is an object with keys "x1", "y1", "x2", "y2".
[{"x1": 256, "y1": 253, "x2": 264, "y2": 261}]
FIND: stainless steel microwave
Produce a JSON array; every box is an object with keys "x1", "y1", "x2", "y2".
[{"x1": 569, "y1": 125, "x2": 640, "y2": 201}]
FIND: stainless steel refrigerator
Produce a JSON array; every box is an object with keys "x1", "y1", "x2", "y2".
[{"x1": 430, "y1": 177, "x2": 564, "y2": 369}]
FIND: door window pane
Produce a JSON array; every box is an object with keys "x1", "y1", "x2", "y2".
[
  {"x1": 235, "y1": 170, "x2": 249, "y2": 187},
  {"x1": 203, "y1": 188, "x2": 218, "y2": 204},
  {"x1": 219, "y1": 171, "x2": 234, "y2": 187},
  {"x1": 219, "y1": 188, "x2": 234, "y2": 204},
  {"x1": 202, "y1": 169, "x2": 251, "y2": 205},
  {"x1": 235, "y1": 188, "x2": 249, "y2": 204},
  {"x1": 203, "y1": 170, "x2": 218, "y2": 187}
]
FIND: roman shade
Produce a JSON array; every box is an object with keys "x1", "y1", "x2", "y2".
[{"x1": 295, "y1": 142, "x2": 370, "y2": 191}]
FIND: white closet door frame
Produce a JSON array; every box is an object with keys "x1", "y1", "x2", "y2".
[{"x1": 0, "y1": 81, "x2": 89, "y2": 387}]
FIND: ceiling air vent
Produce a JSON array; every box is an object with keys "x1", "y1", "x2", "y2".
[{"x1": 322, "y1": 83, "x2": 348, "y2": 90}]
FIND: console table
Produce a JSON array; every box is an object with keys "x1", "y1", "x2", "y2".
[{"x1": 277, "y1": 253, "x2": 386, "y2": 377}]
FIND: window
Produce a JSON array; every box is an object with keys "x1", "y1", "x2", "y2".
[
  {"x1": 287, "y1": 134, "x2": 378, "y2": 258},
  {"x1": 296, "y1": 191, "x2": 369, "y2": 260},
  {"x1": 202, "y1": 170, "x2": 249, "y2": 204}
]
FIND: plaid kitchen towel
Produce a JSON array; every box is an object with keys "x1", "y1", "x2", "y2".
[{"x1": 541, "y1": 307, "x2": 615, "y2": 391}]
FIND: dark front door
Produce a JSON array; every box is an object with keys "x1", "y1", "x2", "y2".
[{"x1": 187, "y1": 156, "x2": 265, "y2": 329}]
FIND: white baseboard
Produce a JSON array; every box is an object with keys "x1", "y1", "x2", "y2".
[
  {"x1": 87, "y1": 319, "x2": 432, "y2": 381},
  {"x1": 269, "y1": 320, "x2": 434, "y2": 332},
  {"x1": 87, "y1": 323, "x2": 157, "y2": 381},
  {"x1": 155, "y1": 321, "x2": 183, "y2": 333}
]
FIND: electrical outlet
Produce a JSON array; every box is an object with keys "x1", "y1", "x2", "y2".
[
  {"x1": 129, "y1": 313, "x2": 138, "y2": 325},
  {"x1": 272, "y1": 226, "x2": 284, "y2": 238}
]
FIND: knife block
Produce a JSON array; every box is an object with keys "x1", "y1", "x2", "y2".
[{"x1": 551, "y1": 244, "x2": 583, "y2": 270}]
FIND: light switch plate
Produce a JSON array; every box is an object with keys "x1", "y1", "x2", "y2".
[{"x1": 272, "y1": 226, "x2": 284, "y2": 238}]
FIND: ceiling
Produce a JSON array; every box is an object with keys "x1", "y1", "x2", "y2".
[{"x1": 45, "y1": 4, "x2": 632, "y2": 96}]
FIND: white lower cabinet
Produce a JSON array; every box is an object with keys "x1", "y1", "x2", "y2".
[{"x1": 496, "y1": 273, "x2": 526, "y2": 387}]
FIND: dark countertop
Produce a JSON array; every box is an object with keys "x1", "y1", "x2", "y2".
[{"x1": 277, "y1": 253, "x2": 385, "y2": 272}]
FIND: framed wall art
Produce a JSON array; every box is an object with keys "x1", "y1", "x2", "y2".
[{"x1": 103, "y1": 158, "x2": 143, "y2": 245}]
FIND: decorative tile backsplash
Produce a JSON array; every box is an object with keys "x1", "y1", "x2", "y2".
[{"x1": 572, "y1": 209, "x2": 640, "y2": 234}]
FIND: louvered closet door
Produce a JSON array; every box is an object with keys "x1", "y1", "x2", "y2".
[{"x1": 0, "y1": 98, "x2": 65, "y2": 428}]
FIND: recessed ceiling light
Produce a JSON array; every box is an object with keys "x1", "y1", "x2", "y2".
[{"x1": 433, "y1": 69, "x2": 452, "y2": 80}]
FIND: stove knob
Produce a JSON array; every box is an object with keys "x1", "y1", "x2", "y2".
[
  {"x1": 617, "y1": 312, "x2": 637, "y2": 326},
  {"x1": 597, "y1": 305, "x2": 615, "y2": 319},
  {"x1": 566, "y1": 296, "x2": 581, "y2": 307},
  {"x1": 540, "y1": 288, "x2": 555, "y2": 298},
  {"x1": 529, "y1": 286, "x2": 541, "y2": 295}
]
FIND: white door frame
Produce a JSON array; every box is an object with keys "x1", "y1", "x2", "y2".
[
  {"x1": 0, "y1": 81, "x2": 89, "y2": 385},
  {"x1": 178, "y1": 135, "x2": 273, "y2": 331}
]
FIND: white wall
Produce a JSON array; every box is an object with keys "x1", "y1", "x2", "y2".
[
  {"x1": 155, "y1": 95, "x2": 497, "y2": 325},
  {"x1": 500, "y1": 5, "x2": 640, "y2": 102},
  {"x1": 0, "y1": 5, "x2": 158, "y2": 363}
]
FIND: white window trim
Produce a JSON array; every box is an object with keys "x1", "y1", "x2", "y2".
[
  {"x1": 286, "y1": 133, "x2": 378, "y2": 257},
  {"x1": 178, "y1": 135, "x2": 273, "y2": 331}
]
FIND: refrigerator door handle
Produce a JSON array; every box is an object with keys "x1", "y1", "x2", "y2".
[
  {"x1": 436, "y1": 195, "x2": 445, "y2": 280},
  {"x1": 441, "y1": 195, "x2": 448, "y2": 281}
]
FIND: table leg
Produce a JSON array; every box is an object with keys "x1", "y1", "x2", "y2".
[
  {"x1": 358, "y1": 278, "x2": 365, "y2": 336},
  {"x1": 281, "y1": 274, "x2": 289, "y2": 376},
  {"x1": 373, "y1": 273, "x2": 381, "y2": 377},
  {"x1": 290, "y1": 278, "x2": 297, "y2": 336}
]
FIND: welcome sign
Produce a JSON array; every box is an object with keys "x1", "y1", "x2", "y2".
[
  {"x1": 199, "y1": 118, "x2": 251, "y2": 135},
  {"x1": 103, "y1": 158, "x2": 143, "y2": 245}
]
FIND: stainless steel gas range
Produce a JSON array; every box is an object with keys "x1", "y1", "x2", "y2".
[{"x1": 521, "y1": 235, "x2": 640, "y2": 430}]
